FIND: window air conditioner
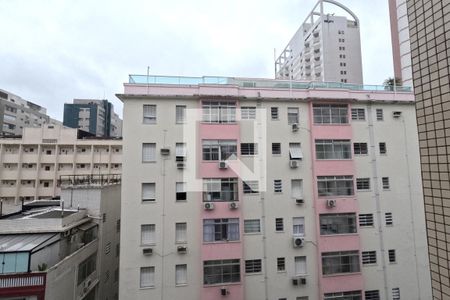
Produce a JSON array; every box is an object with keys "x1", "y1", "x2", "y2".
[
  {"x1": 177, "y1": 162, "x2": 185, "y2": 169},
  {"x1": 295, "y1": 198, "x2": 304, "y2": 205},
  {"x1": 292, "y1": 123, "x2": 299, "y2": 132},
  {"x1": 393, "y1": 111, "x2": 402, "y2": 118},
  {"x1": 177, "y1": 246, "x2": 187, "y2": 254},
  {"x1": 160, "y1": 148, "x2": 170, "y2": 155},
  {"x1": 142, "y1": 248, "x2": 153, "y2": 255}
]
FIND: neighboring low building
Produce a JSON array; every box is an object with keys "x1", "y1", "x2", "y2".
[
  {"x1": 118, "y1": 74, "x2": 430, "y2": 300},
  {"x1": 63, "y1": 99, "x2": 122, "y2": 138},
  {"x1": 0, "y1": 88, "x2": 61, "y2": 136},
  {"x1": 0, "y1": 175, "x2": 121, "y2": 300},
  {"x1": 0, "y1": 124, "x2": 122, "y2": 205}
]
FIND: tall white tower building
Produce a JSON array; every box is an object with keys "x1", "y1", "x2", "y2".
[{"x1": 275, "y1": 0, "x2": 363, "y2": 84}]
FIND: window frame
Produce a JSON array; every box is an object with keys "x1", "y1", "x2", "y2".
[
  {"x1": 142, "y1": 143, "x2": 156, "y2": 162},
  {"x1": 317, "y1": 176, "x2": 354, "y2": 197},
  {"x1": 315, "y1": 139, "x2": 352, "y2": 160},
  {"x1": 203, "y1": 259, "x2": 240, "y2": 285},
  {"x1": 351, "y1": 108, "x2": 365, "y2": 121},
  {"x1": 176, "y1": 105, "x2": 186, "y2": 124},
  {"x1": 202, "y1": 140, "x2": 237, "y2": 161},
  {"x1": 142, "y1": 183, "x2": 156, "y2": 202},
  {"x1": 143, "y1": 105, "x2": 157, "y2": 124},
  {"x1": 356, "y1": 178, "x2": 370, "y2": 191},
  {"x1": 140, "y1": 266, "x2": 155, "y2": 288},
  {"x1": 203, "y1": 178, "x2": 238, "y2": 202},
  {"x1": 361, "y1": 251, "x2": 377, "y2": 265},
  {"x1": 287, "y1": 107, "x2": 299, "y2": 125},
  {"x1": 244, "y1": 219, "x2": 261, "y2": 234},
  {"x1": 203, "y1": 218, "x2": 240, "y2": 242},
  {"x1": 240, "y1": 143, "x2": 257, "y2": 156},
  {"x1": 320, "y1": 213, "x2": 357, "y2": 235},
  {"x1": 321, "y1": 251, "x2": 360, "y2": 275},
  {"x1": 312, "y1": 104, "x2": 348, "y2": 124},
  {"x1": 359, "y1": 214, "x2": 374, "y2": 227},
  {"x1": 245, "y1": 259, "x2": 262, "y2": 274},
  {"x1": 202, "y1": 101, "x2": 236, "y2": 124}
]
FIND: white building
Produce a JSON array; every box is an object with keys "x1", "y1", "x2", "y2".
[
  {"x1": 0, "y1": 124, "x2": 122, "y2": 205},
  {"x1": 275, "y1": 0, "x2": 363, "y2": 84},
  {"x1": 117, "y1": 74, "x2": 431, "y2": 300}
]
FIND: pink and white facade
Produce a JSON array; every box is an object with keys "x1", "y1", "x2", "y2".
[{"x1": 118, "y1": 76, "x2": 431, "y2": 300}]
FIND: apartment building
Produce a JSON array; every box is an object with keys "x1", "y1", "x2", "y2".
[
  {"x1": 0, "y1": 125, "x2": 122, "y2": 205},
  {"x1": 406, "y1": 0, "x2": 450, "y2": 298},
  {"x1": 63, "y1": 99, "x2": 123, "y2": 137},
  {"x1": 0, "y1": 177, "x2": 121, "y2": 300},
  {"x1": 118, "y1": 75, "x2": 431, "y2": 300},
  {"x1": 0, "y1": 88, "x2": 61, "y2": 136},
  {"x1": 275, "y1": 0, "x2": 363, "y2": 84},
  {"x1": 388, "y1": 0, "x2": 413, "y2": 87}
]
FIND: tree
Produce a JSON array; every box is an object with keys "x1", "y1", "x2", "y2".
[{"x1": 383, "y1": 77, "x2": 402, "y2": 90}]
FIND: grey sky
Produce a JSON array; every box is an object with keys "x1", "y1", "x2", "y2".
[{"x1": 0, "y1": 0, "x2": 393, "y2": 120}]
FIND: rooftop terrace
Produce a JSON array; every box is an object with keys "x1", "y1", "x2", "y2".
[{"x1": 128, "y1": 75, "x2": 412, "y2": 93}]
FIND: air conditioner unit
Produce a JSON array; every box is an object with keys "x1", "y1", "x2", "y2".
[
  {"x1": 293, "y1": 276, "x2": 307, "y2": 285},
  {"x1": 177, "y1": 246, "x2": 187, "y2": 254},
  {"x1": 393, "y1": 111, "x2": 402, "y2": 118},
  {"x1": 292, "y1": 123, "x2": 299, "y2": 132},
  {"x1": 160, "y1": 148, "x2": 170, "y2": 155},
  {"x1": 177, "y1": 162, "x2": 185, "y2": 169},
  {"x1": 292, "y1": 278, "x2": 299, "y2": 286},
  {"x1": 220, "y1": 287, "x2": 229, "y2": 296},
  {"x1": 300, "y1": 277, "x2": 307, "y2": 285},
  {"x1": 295, "y1": 198, "x2": 304, "y2": 205},
  {"x1": 326, "y1": 199, "x2": 336, "y2": 208},
  {"x1": 228, "y1": 202, "x2": 239, "y2": 209},
  {"x1": 142, "y1": 248, "x2": 153, "y2": 256},
  {"x1": 290, "y1": 160, "x2": 299, "y2": 168},
  {"x1": 293, "y1": 237, "x2": 305, "y2": 248},
  {"x1": 204, "y1": 202, "x2": 215, "y2": 210},
  {"x1": 219, "y1": 161, "x2": 228, "y2": 169}
]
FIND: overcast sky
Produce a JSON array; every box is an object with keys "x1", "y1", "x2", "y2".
[{"x1": 0, "y1": 0, "x2": 393, "y2": 120}]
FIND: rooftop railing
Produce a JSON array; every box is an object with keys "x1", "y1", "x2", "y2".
[
  {"x1": 128, "y1": 75, "x2": 412, "y2": 93},
  {"x1": 59, "y1": 174, "x2": 121, "y2": 188}
]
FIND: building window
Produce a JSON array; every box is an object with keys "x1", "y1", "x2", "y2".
[
  {"x1": 291, "y1": 179, "x2": 303, "y2": 200},
  {"x1": 142, "y1": 143, "x2": 156, "y2": 162},
  {"x1": 141, "y1": 224, "x2": 155, "y2": 245},
  {"x1": 288, "y1": 107, "x2": 299, "y2": 124},
  {"x1": 77, "y1": 253, "x2": 97, "y2": 285},
  {"x1": 271, "y1": 107, "x2": 279, "y2": 120},
  {"x1": 359, "y1": 214, "x2": 374, "y2": 227},
  {"x1": 244, "y1": 219, "x2": 261, "y2": 233},
  {"x1": 277, "y1": 257, "x2": 286, "y2": 271},
  {"x1": 241, "y1": 107, "x2": 256, "y2": 120},
  {"x1": 385, "y1": 213, "x2": 393, "y2": 226},
  {"x1": 294, "y1": 256, "x2": 307, "y2": 275},
  {"x1": 140, "y1": 266, "x2": 155, "y2": 288},
  {"x1": 241, "y1": 143, "x2": 257, "y2": 155},
  {"x1": 379, "y1": 142, "x2": 387, "y2": 154},
  {"x1": 382, "y1": 177, "x2": 390, "y2": 190},
  {"x1": 356, "y1": 178, "x2": 370, "y2": 190},
  {"x1": 202, "y1": 101, "x2": 236, "y2": 123},
  {"x1": 362, "y1": 251, "x2": 377, "y2": 265},
  {"x1": 175, "y1": 264, "x2": 187, "y2": 285},
  {"x1": 143, "y1": 105, "x2": 156, "y2": 124},
  {"x1": 353, "y1": 143, "x2": 368, "y2": 155},
  {"x1": 351, "y1": 108, "x2": 365, "y2": 120},
  {"x1": 293, "y1": 217, "x2": 305, "y2": 236},
  {"x1": 274, "y1": 180, "x2": 282, "y2": 193},
  {"x1": 176, "y1": 105, "x2": 186, "y2": 124},
  {"x1": 322, "y1": 251, "x2": 360, "y2": 275},
  {"x1": 275, "y1": 218, "x2": 284, "y2": 232},
  {"x1": 202, "y1": 140, "x2": 237, "y2": 161},
  {"x1": 176, "y1": 182, "x2": 186, "y2": 201},
  {"x1": 392, "y1": 288, "x2": 400, "y2": 300},
  {"x1": 313, "y1": 104, "x2": 348, "y2": 124},
  {"x1": 289, "y1": 143, "x2": 303, "y2": 160},
  {"x1": 243, "y1": 181, "x2": 259, "y2": 194},
  {"x1": 317, "y1": 176, "x2": 354, "y2": 196},
  {"x1": 142, "y1": 183, "x2": 155, "y2": 202},
  {"x1": 203, "y1": 218, "x2": 239, "y2": 242},
  {"x1": 175, "y1": 143, "x2": 187, "y2": 161},
  {"x1": 376, "y1": 109, "x2": 383, "y2": 121},
  {"x1": 175, "y1": 223, "x2": 187, "y2": 243},
  {"x1": 388, "y1": 249, "x2": 396, "y2": 263},
  {"x1": 245, "y1": 259, "x2": 262, "y2": 273},
  {"x1": 320, "y1": 213, "x2": 357, "y2": 235},
  {"x1": 315, "y1": 139, "x2": 351, "y2": 159},
  {"x1": 203, "y1": 259, "x2": 240, "y2": 285},
  {"x1": 365, "y1": 290, "x2": 380, "y2": 300},
  {"x1": 203, "y1": 178, "x2": 238, "y2": 202},
  {"x1": 272, "y1": 143, "x2": 281, "y2": 155}
]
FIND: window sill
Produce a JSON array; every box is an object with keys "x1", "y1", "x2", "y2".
[
  {"x1": 245, "y1": 272, "x2": 263, "y2": 276},
  {"x1": 142, "y1": 200, "x2": 156, "y2": 204},
  {"x1": 203, "y1": 282, "x2": 242, "y2": 287},
  {"x1": 200, "y1": 122, "x2": 238, "y2": 125},
  {"x1": 243, "y1": 232, "x2": 261, "y2": 235},
  {"x1": 356, "y1": 189, "x2": 371, "y2": 192},
  {"x1": 320, "y1": 233, "x2": 358, "y2": 237},
  {"x1": 175, "y1": 283, "x2": 188, "y2": 287},
  {"x1": 203, "y1": 240, "x2": 241, "y2": 245},
  {"x1": 313, "y1": 123, "x2": 350, "y2": 126},
  {"x1": 362, "y1": 263, "x2": 378, "y2": 267},
  {"x1": 315, "y1": 159, "x2": 353, "y2": 161},
  {"x1": 277, "y1": 270, "x2": 287, "y2": 273},
  {"x1": 140, "y1": 243, "x2": 156, "y2": 247},
  {"x1": 142, "y1": 161, "x2": 157, "y2": 163},
  {"x1": 175, "y1": 241, "x2": 187, "y2": 245},
  {"x1": 322, "y1": 271, "x2": 362, "y2": 278}
]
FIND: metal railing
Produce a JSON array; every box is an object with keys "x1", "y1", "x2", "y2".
[
  {"x1": 0, "y1": 272, "x2": 46, "y2": 288},
  {"x1": 59, "y1": 174, "x2": 121, "y2": 187}
]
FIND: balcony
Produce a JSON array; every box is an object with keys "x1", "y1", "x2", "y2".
[{"x1": 0, "y1": 272, "x2": 46, "y2": 289}]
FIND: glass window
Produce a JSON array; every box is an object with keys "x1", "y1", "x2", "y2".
[
  {"x1": 315, "y1": 140, "x2": 351, "y2": 159},
  {"x1": 353, "y1": 143, "x2": 368, "y2": 155},
  {"x1": 291, "y1": 179, "x2": 303, "y2": 200},
  {"x1": 175, "y1": 143, "x2": 187, "y2": 161},
  {"x1": 356, "y1": 178, "x2": 370, "y2": 190},
  {"x1": 351, "y1": 108, "x2": 365, "y2": 120},
  {"x1": 288, "y1": 107, "x2": 299, "y2": 124},
  {"x1": 176, "y1": 105, "x2": 186, "y2": 124},
  {"x1": 294, "y1": 256, "x2": 307, "y2": 275},
  {"x1": 78, "y1": 253, "x2": 97, "y2": 284},
  {"x1": 379, "y1": 142, "x2": 387, "y2": 154},
  {"x1": 271, "y1": 107, "x2": 279, "y2": 120},
  {"x1": 241, "y1": 107, "x2": 256, "y2": 120},
  {"x1": 243, "y1": 181, "x2": 259, "y2": 194},
  {"x1": 275, "y1": 218, "x2": 284, "y2": 231},
  {"x1": 376, "y1": 109, "x2": 383, "y2": 121},
  {"x1": 272, "y1": 143, "x2": 281, "y2": 155},
  {"x1": 202, "y1": 101, "x2": 236, "y2": 123},
  {"x1": 320, "y1": 213, "x2": 357, "y2": 235},
  {"x1": 241, "y1": 143, "x2": 257, "y2": 155},
  {"x1": 277, "y1": 257, "x2": 285, "y2": 271},
  {"x1": 203, "y1": 178, "x2": 238, "y2": 202},
  {"x1": 245, "y1": 259, "x2": 262, "y2": 273},
  {"x1": 176, "y1": 182, "x2": 186, "y2": 201},
  {"x1": 313, "y1": 104, "x2": 348, "y2": 124},
  {"x1": 244, "y1": 219, "x2": 261, "y2": 233},
  {"x1": 175, "y1": 264, "x2": 187, "y2": 285},
  {"x1": 365, "y1": 290, "x2": 380, "y2": 300},
  {"x1": 175, "y1": 223, "x2": 187, "y2": 243},
  {"x1": 293, "y1": 217, "x2": 305, "y2": 236},
  {"x1": 324, "y1": 291, "x2": 362, "y2": 300},
  {"x1": 202, "y1": 140, "x2": 237, "y2": 161},
  {"x1": 392, "y1": 288, "x2": 400, "y2": 300},
  {"x1": 141, "y1": 224, "x2": 155, "y2": 245},
  {"x1": 274, "y1": 180, "x2": 282, "y2": 193},
  {"x1": 385, "y1": 213, "x2": 393, "y2": 226},
  {"x1": 362, "y1": 251, "x2": 377, "y2": 265},
  {"x1": 388, "y1": 249, "x2": 396, "y2": 263},
  {"x1": 143, "y1": 105, "x2": 156, "y2": 124},
  {"x1": 317, "y1": 176, "x2": 354, "y2": 196},
  {"x1": 140, "y1": 266, "x2": 155, "y2": 288},
  {"x1": 289, "y1": 143, "x2": 303, "y2": 160},
  {"x1": 382, "y1": 177, "x2": 390, "y2": 189},
  {"x1": 359, "y1": 214, "x2": 374, "y2": 227},
  {"x1": 203, "y1": 259, "x2": 240, "y2": 285},
  {"x1": 142, "y1": 143, "x2": 156, "y2": 162},
  {"x1": 142, "y1": 183, "x2": 155, "y2": 202},
  {"x1": 203, "y1": 218, "x2": 239, "y2": 242},
  {"x1": 322, "y1": 251, "x2": 360, "y2": 275}
]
